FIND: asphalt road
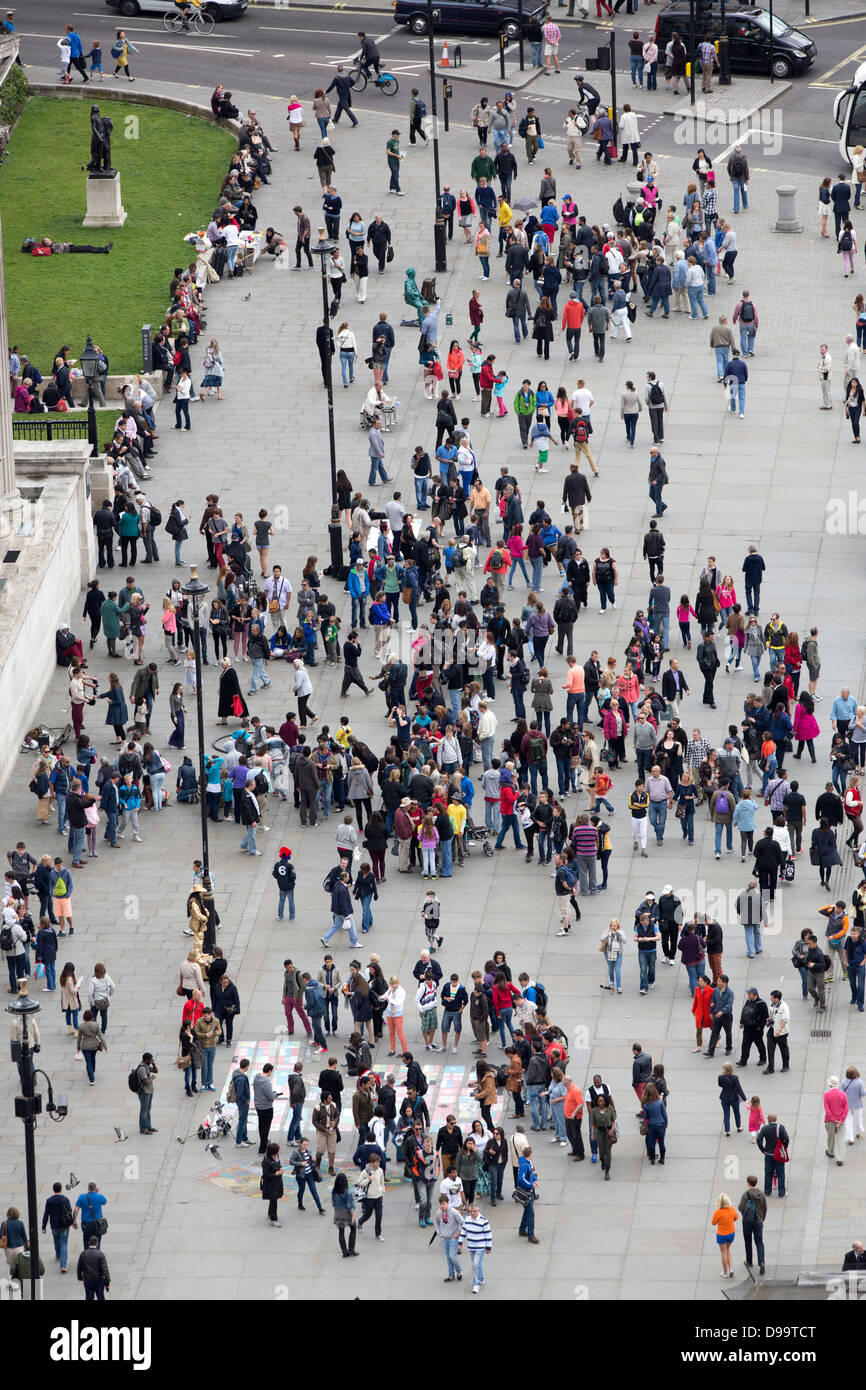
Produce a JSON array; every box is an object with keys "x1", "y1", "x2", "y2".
[{"x1": 19, "y1": 2, "x2": 866, "y2": 175}]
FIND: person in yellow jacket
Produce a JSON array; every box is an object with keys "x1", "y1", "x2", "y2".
[
  {"x1": 496, "y1": 195, "x2": 513, "y2": 256},
  {"x1": 820, "y1": 901, "x2": 850, "y2": 981}
]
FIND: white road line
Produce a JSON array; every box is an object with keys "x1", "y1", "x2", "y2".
[
  {"x1": 715, "y1": 126, "x2": 839, "y2": 162},
  {"x1": 21, "y1": 31, "x2": 258, "y2": 55}
]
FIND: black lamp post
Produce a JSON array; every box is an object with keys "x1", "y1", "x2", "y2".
[
  {"x1": 311, "y1": 231, "x2": 345, "y2": 574},
  {"x1": 79, "y1": 334, "x2": 99, "y2": 457},
  {"x1": 180, "y1": 565, "x2": 217, "y2": 956},
  {"x1": 426, "y1": 0, "x2": 448, "y2": 273},
  {"x1": 718, "y1": 0, "x2": 731, "y2": 85},
  {"x1": 8, "y1": 989, "x2": 43, "y2": 1301}
]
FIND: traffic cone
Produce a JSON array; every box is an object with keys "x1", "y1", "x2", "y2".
[{"x1": 440, "y1": 40, "x2": 450, "y2": 67}]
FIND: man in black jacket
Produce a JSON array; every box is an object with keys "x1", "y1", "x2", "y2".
[
  {"x1": 642, "y1": 518, "x2": 665, "y2": 580},
  {"x1": 326, "y1": 65, "x2": 358, "y2": 127},
  {"x1": 553, "y1": 587, "x2": 578, "y2": 656},
  {"x1": 631, "y1": 1043, "x2": 652, "y2": 1105},
  {"x1": 92, "y1": 500, "x2": 117, "y2": 569},
  {"x1": 505, "y1": 237, "x2": 529, "y2": 283},
  {"x1": 656, "y1": 886, "x2": 681, "y2": 966},
  {"x1": 77, "y1": 1237, "x2": 110, "y2": 1300},
  {"x1": 366, "y1": 213, "x2": 392, "y2": 274},
  {"x1": 562, "y1": 464, "x2": 592, "y2": 535},
  {"x1": 843, "y1": 1241, "x2": 866, "y2": 1270},
  {"x1": 506, "y1": 278, "x2": 531, "y2": 342},
  {"x1": 736, "y1": 986, "x2": 768, "y2": 1067},
  {"x1": 495, "y1": 143, "x2": 518, "y2": 202},
  {"x1": 696, "y1": 632, "x2": 720, "y2": 708},
  {"x1": 584, "y1": 649, "x2": 602, "y2": 721},
  {"x1": 756, "y1": 1113, "x2": 790, "y2": 1196},
  {"x1": 661, "y1": 658, "x2": 689, "y2": 718},
  {"x1": 816, "y1": 783, "x2": 844, "y2": 830}
]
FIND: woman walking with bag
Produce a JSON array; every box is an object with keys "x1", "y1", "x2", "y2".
[
  {"x1": 261, "y1": 1141, "x2": 284, "y2": 1227},
  {"x1": 76, "y1": 1009, "x2": 107, "y2": 1085},
  {"x1": 331, "y1": 1172, "x2": 358, "y2": 1255},
  {"x1": 590, "y1": 1092, "x2": 617, "y2": 1179}
]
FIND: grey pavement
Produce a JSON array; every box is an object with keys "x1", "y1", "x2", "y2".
[{"x1": 3, "y1": 64, "x2": 865, "y2": 1303}]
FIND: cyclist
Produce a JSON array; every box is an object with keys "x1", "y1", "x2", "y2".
[
  {"x1": 174, "y1": 0, "x2": 199, "y2": 29},
  {"x1": 357, "y1": 31, "x2": 381, "y2": 81}
]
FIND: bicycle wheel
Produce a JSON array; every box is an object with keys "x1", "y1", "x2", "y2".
[
  {"x1": 194, "y1": 9, "x2": 215, "y2": 34},
  {"x1": 379, "y1": 75, "x2": 399, "y2": 96},
  {"x1": 162, "y1": 11, "x2": 183, "y2": 30},
  {"x1": 351, "y1": 67, "x2": 368, "y2": 92}
]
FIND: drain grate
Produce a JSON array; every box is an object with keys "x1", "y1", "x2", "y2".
[{"x1": 810, "y1": 1030, "x2": 832, "y2": 1039}]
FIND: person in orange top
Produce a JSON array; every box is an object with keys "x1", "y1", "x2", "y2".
[
  {"x1": 446, "y1": 340, "x2": 465, "y2": 396},
  {"x1": 691, "y1": 973, "x2": 714, "y2": 1053},
  {"x1": 561, "y1": 293, "x2": 586, "y2": 362},
  {"x1": 563, "y1": 1076, "x2": 585, "y2": 1159},
  {"x1": 562, "y1": 654, "x2": 585, "y2": 726},
  {"x1": 711, "y1": 1193, "x2": 738, "y2": 1278}
]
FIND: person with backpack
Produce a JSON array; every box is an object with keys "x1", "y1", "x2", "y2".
[
  {"x1": 726, "y1": 145, "x2": 749, "y2": 214},
  {"x1": 732, "y1": 291, "x2": 758, "y2": 358},
  {"x1": 50, "y1": 857, "x2": 75, "y2": 938},
  {"x1": 272, "y1": 846, "x2": 296, "y2": 922},
  {"x1": 42, "y1": 1181, "x2": 74, "y2": 1273},
  {"x1": 738, "y1": 1175, "x2": 767, "y2": 1274},
  {"x1": 644, "y1": 372, "x2": 668, "y2": 443},
  {"x1": 229, "y1": 1056, "x2": 252, "y2": 1147},
  {"x1": 131, "y1": 1052, "x2": 158, "y2": 1134}
]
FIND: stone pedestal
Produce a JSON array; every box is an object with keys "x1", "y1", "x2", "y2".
[
  {"x1": 83, "y1": 172, "x2": 127, "y2": 228},
  {"x1": 773, "y1": 184, "x2": 803, "y2": 234}
]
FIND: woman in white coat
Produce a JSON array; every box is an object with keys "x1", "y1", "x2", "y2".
[
  {"x1": 384, "y1": 976, "x2": 408, "y2": 1056},
  {"x1": 292, "y1": 659, "x2": 317, "y2": 727}
]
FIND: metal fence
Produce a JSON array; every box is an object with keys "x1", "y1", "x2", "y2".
[{"x1": 12, "y1": 418, "x2": 90, "y2": 442}]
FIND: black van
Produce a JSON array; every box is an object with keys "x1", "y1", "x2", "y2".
[
  {"x1": 394, "y1": 0, "x2": 546, "y2": 40},
  {"x1": 655, "y1": 3, "x2": 816, "y2": 79}
]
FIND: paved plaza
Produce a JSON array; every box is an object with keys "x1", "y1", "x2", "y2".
[{"x1": 3, "y1": 57, "x2": 866, "y2": 1304}]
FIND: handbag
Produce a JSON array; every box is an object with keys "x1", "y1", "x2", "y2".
[
  {"x1": 176, "y1": 984, "x2": 186, "y2": 997},
  {"x1": 0, "y1": 1224, "x2": 6, "y2": 1250},
  {"x1": 85, "y1": 1194, "x2": 108, "y2": 1235},
  {"x1": 809, "y1": 844, "x2": 820, "y2": 866},
  {"x1": 639, "y1": 1119, "x2": 648, "y2": 1136},
  {"x1": 782, "y1": 856, "x2": 795, "y2": 882},
  {"x1": 675, "y1": 802, "x2": 686, "y2": 819},
  {"x1": 231, "y1": 694, "x2": 244, "y2": 717},
  {"x1": 386, "y1": 246, "x2": 394, "y2": 263}
]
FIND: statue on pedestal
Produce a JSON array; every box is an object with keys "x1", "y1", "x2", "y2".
[{"x1": 86, "y1": 105, "x2": 115, "y2": 177}]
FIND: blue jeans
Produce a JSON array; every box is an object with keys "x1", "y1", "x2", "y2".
[
  {"x1": 249, "y1": 657, "x2": 271, "y2": 692},
  {"x1": 323, "y1": 914, "x2": 359, "y2": 947},
  {"x1": 507, "y1": 557, "x2": 530, "y2": 589},
  {"x1": 849, "y1": 962, "x2": 865, "y2": 1010},
  {"x1": 68, "y1": 826, "x2": 86, "y2": 863},
  {"x1": 651, "y1": 611, "x2": 670, "y2": 651},
  {"x1": 471, "y1": 1248, "x2": 486, "y2": 1286},
  {"x1": 498, "y1": 1006, "x2": 514, "y2": 1047},
  {"x1": 750, "y1": 654, "x2": 761, "y2": 679},
  {"x1": 530, "y1": 39, "x2": 543, "y2": 66},
  {"x1": 440, "y1": 838, "x2": 453, "y2": 877},
  {"x1": 512, "y1": 312, "x2": 528, "y2": 342},
  {"x1": 705, "y1": 263, "x2": 716, "y2": 295},
  {"x1": 236, "y1": 1102, "x2": 249, "y2": 1143},
  {"x1": 649, "y1": 294, "x2": 670, "y2": 315},
  {"x1": 240, "y1": 824, "x2": 258, "y2": 853},
  {"x1": 607, "y1": 955, "x2": 622, "y2": 988},
  {"x1": 531, "y1": 555, "x2": 544, "y2": 590},
  {"x1": 56, "y1": 793, "x2": 68, "y2": 834},
  {"x1": 555, "y1": 755, "x2": 570, "y2": 794},
  {"x1": 478, "y1": 254, "x2": 490, "y2": 277},
  {"x1": 739, "y1": 326, "x2": 756, "y2": 356},
  {"x1": 359, "y1": 893, "x2": 375, "y2": 930},
  {"x1": 84, "y1": 1049, "x2": 97, "y2": 1083},
  {"x1": 687, "y1": 283, "x2": 708, "y2": 319},
  {"x1": 727, "y1": 380, "x2": 746, "y2": 414},
  {"x1": 714, "y1": 821, "x2": 733, "y2": 853},
  {"x1": 638, "y1": 950, "x2": 657, "y2": 990},
  {"x1": 200, "y1": 1046, "x2": 215, "y2": 1088},
  {"x1": 184, "y1": 1063, "x2": 198, "y2": 1090},
  {"x1": 528, "y1": 761, "x2": 549, "y2": 795},
  {"x1": 685, "y1": 961, "x2": 700, "y2": 994},
  {"x1": 680, "y1": 804, "x2": 695, "y2": 844},
  {"x1": 368, "y1": 455, "x2": 388, "y2": 486},
  {"x1": 493, "y1": 126, "x2": 509, "y2": 153},
  {"x1": 139, "y1": 1090, "x2": 153, "y2": 1132},
  {"x1": 742, "y1": 1218, "x2": 765, "y2": 1266},
  {"x1": 350, "y1": 594, "x2": 367, "y2": 627},
  {"x1": 714, "y1": 345, "x2": 730, "y2": 380},
  {"x1": 646, "y1": 1122, "x2": 666, "y2": 1158},
  {"x1": 52, "y1": 1227, "x2": 69, "y2": 1268},
  {"x1": 518, "y1": 1193, "x2": 536, "y2": 1236},
  {"x1": 414, "y1": 475, "x2": 428, "y2": 508},
  {"x1": 552, "y1": 1102, "x2": 567, "y2": 1141},
  {"x1": 278, "y1": 889, "x2": 295, "y2": 921},
  {"x1": 484, "y1": 800, "x2": 501, "y2": 832},
  {"x1": 648, "y1": 800, "x2": 667, "y2": 841},
  {"x1": 598, "y1": 578, "x2": 616, "y2": 610},
  {"x1": 441, "y1": 1236, "x2": 461, "y2": 1277},
  {"x1": 763, "y1": 1155, "x2": 785, "y2": 1196},
  {"x1": 286, "y1": 1102, "x2": 303, "y2": 1143},
  {"x1": 297, "y1": 1173, "x2": 323, "y2": 1211},
  {"x1": 745, "y1": 582, "x2": 760, "y2": 614},
  {"x1": 744, "y1": 924, "x2": 763, "y2": 957},
  {"x1": 623, "y1": 412, "x2": 638, "y2": 446},
  {"x1": 340, "y1": 350, "x2": 355, "y2": 385},
  {"x1": 630, "y1": 55, "x2": 644, "y2": 84},
  {"x1": 387, "y1": 155, "x2": 401, "y2": 192},
  {"x1": 495, "y1": 814, "x2": 523, "y2": 848},
  {"x1": 646, "y1": 60, "x2": 657, "y2": 89},
  {"x1": 649, "y1": 481, "x2": 666, "y2": 514},
  {"x1": 43, "y1": 961, "x2": 56, "y2": 990},
  {"x1": 732, "y1": 179, "x2": 748, "y2": 212},
  {"x1": 528, "y1": 1084, "x2": 549, "y2": 1129}
]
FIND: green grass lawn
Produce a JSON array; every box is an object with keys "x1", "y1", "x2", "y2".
[{"x1": 1, "y1": 96, "x2": 235, "y2": 373}]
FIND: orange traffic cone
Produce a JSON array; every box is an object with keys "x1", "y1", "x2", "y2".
[{"x1": 440, "y1": 40, "x2": 450, "y2": 67}]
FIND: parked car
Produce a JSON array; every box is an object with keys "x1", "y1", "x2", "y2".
[
  {"x1": 655, "y1": 3, "x2": 816, "y2": 79},
  {"x1": 394, "y1": 0, "x2": 546, "y2": 40},
  {"x1": 104, "y1": 0, "x2": 248, "y2": 20}
]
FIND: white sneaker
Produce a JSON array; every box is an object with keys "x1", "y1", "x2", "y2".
[
  {"x1": 472, "y1": 1283, "x2": 480, "y2": 1293},
  {"x1": 452, "y1": 1046, "x2": 459, "y2": 1054},
  {"x1": 376, "y1": 1234, "x2": 385, "y2": 1240}
]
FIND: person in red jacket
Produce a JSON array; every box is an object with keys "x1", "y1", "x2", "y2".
[
  {"x1": 479, "y1": 353, "x2": 496, "y2": 417},
  {"x1": 469, "y1": 289, "x2": 484, "y2": 347},
  {"x1": 494, "y1": 776, "x2": 524, "y2": 850},
  {"x1": 561, "y1": 292, "x2": 586, "y2": 362}
]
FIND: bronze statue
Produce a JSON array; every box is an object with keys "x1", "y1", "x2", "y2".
[{"x1": 87, "y1": 105, "x2": 115, "y2": 176}]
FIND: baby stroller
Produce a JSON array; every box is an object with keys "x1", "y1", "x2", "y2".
[
  {"x1": 225, "y1": 539, "x2": 252, "y2": 590},
  {"x1": 465, "y1": 816, "x2": 494, "y2": 858}
]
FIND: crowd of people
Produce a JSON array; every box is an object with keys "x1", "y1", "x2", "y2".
[{"x1": 4, "y1": 18, "x2": 865, "y2": 1297}]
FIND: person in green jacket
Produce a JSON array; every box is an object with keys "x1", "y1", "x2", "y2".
[
  {"x1": 470, "y1": 148, "x2": 495, "y2": 185},
  {"x1": 117, "y1": 503, "x2": 140, "y2": 567},
  {"x1": 513, "y1": 379, "x2": 537, "y2": 450},
  {"x1": 100, "y1": 593, "x2": 130, "y2": 657},
  {"x1": 382, "y1": 557, "x2": 402, "y2": 621}
]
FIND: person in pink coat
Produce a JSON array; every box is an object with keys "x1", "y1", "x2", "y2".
[
  {"x1": 824, "y1": 1076, "x2": 849, "y2": 1165},
  {"x1": 792, "y1": 693, "x2": 820, "y2": 764},
  {"x1": 602, "y1": 698, "x2": 627, "y2": 767}
]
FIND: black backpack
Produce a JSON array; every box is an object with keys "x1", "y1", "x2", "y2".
[
  {"x1": 649, "y1": 380, "x2": 664, "y2": 406},
  {"x1": 0, "y1": 925, "x2": 13, "y2": 951},
  {"x1": 840, "y1": 229, "x2": 853, "y2": 251},
  {"x1": 148, "y1": 503, "x2": 162, "y2": 526},
  {"x1": 739, "y1": 300, "x2": 755, "y2": 323},
  {"x1": 127, "y1": 1067, "x2": 142, "y2": 1094},
  {"x1": 533, "y1": 981, "x2": 548, "y2": 1013}
]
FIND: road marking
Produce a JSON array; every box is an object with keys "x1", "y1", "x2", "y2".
[
  {"x1": 808, "y1": 43, "x2": 866, "y2": 89},
  {"x1": 256, "y1": 25, "x2": 369, "y2": 34},
  {"x1": 802, "y1": 14, "x2": 866, "y2": 26},
  {"x1": 20, "y1": 31, "x2": 258, "y2": 55},
  {"x1": 714, "y1": 125, "x2": 839, "y2": 163}
]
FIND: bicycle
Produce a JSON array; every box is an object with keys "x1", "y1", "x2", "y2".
[
  {"x1": 163, "y1": 3, "x2": 215, "y2": 36},
  {"x1": 350, "y1": 66, "x2": 399, "y2": 96}
]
